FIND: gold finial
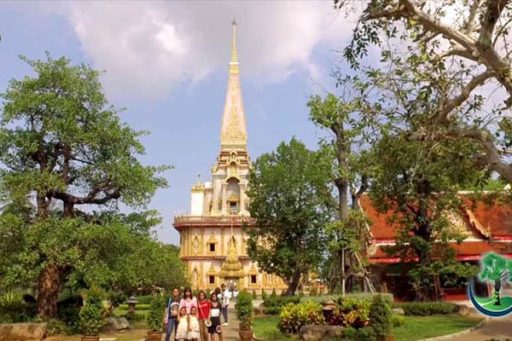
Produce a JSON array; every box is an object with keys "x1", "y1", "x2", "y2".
[{"x1": 231, "y1": 19, "x2": 238, "y2": 64}]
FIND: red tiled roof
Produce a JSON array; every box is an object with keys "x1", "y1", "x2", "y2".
[
  {"x1": 360, "y1": 193, "x2": 512, "y2": 242},
  {"x1": 368, "y1": 241, "x2": 512, "y2": 263},
  {"x1": 461, "y1": 196, "x2": 512, "y2": 238}
]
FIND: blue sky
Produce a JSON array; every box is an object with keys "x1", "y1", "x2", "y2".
[{"x1": 0, "y1": 1, "x2": 361, "y2": 245}]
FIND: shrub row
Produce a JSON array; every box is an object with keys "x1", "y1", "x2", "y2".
[
  {"x1": 393, "y1": 302, "x2": 458, "y2": 316},
  {"x1": 278, "y1": 300, "x2": 324, "y2": 334},
  {"x1": 263, "y1": 290, "x2": 301, "y2": 315}
]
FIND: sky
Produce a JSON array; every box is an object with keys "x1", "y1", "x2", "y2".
[{"x1": 0, "y1": 1, "x2": 363, "y2": 245}]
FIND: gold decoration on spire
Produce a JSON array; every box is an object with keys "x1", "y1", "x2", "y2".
[
  {"x1": 219, "y1": 236, "x2": 244, "y2": 277},
  {"x1": 231, "y1": 19, "x2": 238, "y2": 64},
  {"x1": 221, "y1": 19, "x2": 247, "y2": 150}
]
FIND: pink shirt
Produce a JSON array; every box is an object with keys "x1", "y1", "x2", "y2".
[{"x1": 179, "y1": 297, "x2": 197, "y2": 314}]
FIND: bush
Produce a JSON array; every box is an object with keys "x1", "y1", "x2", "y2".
[
  {"x1": 327, "y1": 296, "x2": 371, "y2": 328},
  {"x1": 46, "y1": 319, "x2": 69, "y2": 336},
  {"x1": 393, "y1": 302, "x2": 458, "y2": 316},
  {"x1": 252, "y1": 290, "x2": 257, "y2": 299},
  {"x1": 342, "y1": 326, "x2": 376, "y2": 341},
  {"x1": 135, "y1": 295, "x2": 153, "y2": 304},
  {"x1": 263, "y1": 291, "x2": 301, "y2": 315},
  {"x1": 391, "y1": 315, "x2": 405, "y2": 327},
  {"x1": 278, "y1": 300, "x2": 324, "y2": 334},
  {"x1": 0, "y1": 292, "x2": 36, "y2": 323},
  {"x1": 57, "y1": 295, "x2": 83, "y2": 334},
  {"x1": 236, "y1": 290, "x2": 253, "y2": 331},
  {"x1": 261, "y1": 289, "x2": 267, "y2": 301},
  {"x1": 147, "y1": 295, "x2": 166, "y2": 331},
  {"x1": 79, "y1": 288, "x2": 105, "y2": 336},
  {"x1": 369, "y1": 295, "x2": 392, "y2": 337}
]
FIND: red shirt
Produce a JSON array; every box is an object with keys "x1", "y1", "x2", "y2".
[{"x1": 197, "y1": 299, "x2": 211, "y2": 320}]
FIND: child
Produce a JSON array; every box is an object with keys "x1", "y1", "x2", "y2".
[
  {"x1": 176, "y1": 307, "x2": 189, "y2": 341},
  {"x1": 187, "y1": 306, "x2": 200, "y2": 341}
]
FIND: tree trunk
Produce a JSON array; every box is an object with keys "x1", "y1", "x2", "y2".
[
  {"x1": 286, "y1": 270, "x2": 302, "y2": 296},
  {"x1": 37, "y1": 263, "x2": 61, "y2": 319},
  {"x1": 494, "y1": 278, "x2": 501, "y2": 305}
]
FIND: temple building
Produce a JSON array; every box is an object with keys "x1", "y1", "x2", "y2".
[
  {"x1": 361, "y1": 193, "x2": 512, "y2": 301},
  {"x1": 173, "y1": 21, "x2": 287, "y2": 292}
]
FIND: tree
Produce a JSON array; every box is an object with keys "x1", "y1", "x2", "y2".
[
  {"x1": 479, "y1": 252, "x2": 508, "y2": 305},
  {"x1": 369, "y1": 129, "x2": 483, "y2": 300},
  {"x1": 337, "y1": 0, "x2": 512, "y2": 182},
  {"x1": 308, "y1": 89, "x2": 374, "y2": 294},
  {"x1": 246, "y1": 138, "x2": 333, "y2": 295},
  {"x1": 0, "y1": 54, "x2": 169, "y2": 318}
]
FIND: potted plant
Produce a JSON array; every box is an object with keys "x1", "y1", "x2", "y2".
[
  {"x1": 79, "y1": 288, "x2": 105, "y2": 341},
  {"x1": 146, "y1": 295, "x2": 165, "y2": 341},
  {"x1": 369, "y1": 294, "x2": 394, "y2": 341},
  {"x1": 236, "y1": 290, "x2": 253, "y2": 341}
]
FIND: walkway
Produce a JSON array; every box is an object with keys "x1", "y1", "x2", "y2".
[
  {"x1": 221, "y1": 307, "x2": 240, "y2": 341},
  {"x1": 449, "y1": 314, "x2": 512, "y2": 341}
]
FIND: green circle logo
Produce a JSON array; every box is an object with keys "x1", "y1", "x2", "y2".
[{"x1": 468, "y1": 252, "x2": 512, "y2": 317}]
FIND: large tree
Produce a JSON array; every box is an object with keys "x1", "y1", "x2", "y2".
[
  {"x1": 0, "y1": 54, "x2": 169, "y2": 318},
  {"x1": 308, "y1": 89, "x2": 374, "y2": 294},
  {"x1": 337, "y1": 0, "x2": 512, "y2": 182},
  {"x1": 246, "y1": 138, "x2": 333, "y2": 295}
]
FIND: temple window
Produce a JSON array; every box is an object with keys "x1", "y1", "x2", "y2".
[
  {"x1": 209, "y1": 275, "x2": 215, "y2": 284},
  {"x1": 209, "y1": 243, "x2": 216, "y2": 252},
  {"x1": 251, "y1": 275, "x2": 257, "y2": 284}
]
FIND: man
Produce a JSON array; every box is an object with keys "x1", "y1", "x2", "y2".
[
  {"x1": 221, "y1": 283, "x2": 231, "y2": 326},
  {"x1": 163, "y1": 288, "x2": 181, "y2": 341}
]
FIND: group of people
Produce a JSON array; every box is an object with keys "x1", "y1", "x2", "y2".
[{"x1": 163, "y1": 284, "x2": 238, "y2": 341}]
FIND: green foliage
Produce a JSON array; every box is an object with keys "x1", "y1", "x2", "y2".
[
  {"x1": 252, "y1": 290, "x2": 257, "y2": 299},
  {"x1": 278, "y1": 300, "x2": 324, "y2": 334},
  {"x1": 393, "y1": 302, "x2": 458, "y2": 316},
  {"x1": 0, "y1": 291, "x2": 36, "y2": 322},
  {"x1": 46, "y1": 319, "x2": 69, "y2": 336},
  {"x1": 0, "y1": 54, "x2": 176, "y2": 318},
  {"x1": 263, "y1": 291, "x2": 301, "y2": 315},
  {"x1": 246, "y1": 138, "x2": 333, "y2": 294},
  {"x1": 341, "y1": 326, "x2": 376, "y2": 341},
  {"x1": 391, "y1": 315, "x2": 405, "y2": 328},
  {"x1": 57, "y1": 294, "x2": 83, "y2": 334},
  {"x1": 236, "y1": 290, "x2": 253, "y2": 331},
  {"x1": 261, "y1": 289, "x2": 267, "y2": 301},
  {"x1": 79, "y1": 288, "x2": 104, "y2": 336},
  {"x1": 147, "y1": 295, "x2": 165, "y2": 331},
  {"x1": 326, "y1": 296, "x2": 371, "y2": 328},
  {"x1": 369, "y1": 295, "x2": 392, "y2": 337}
]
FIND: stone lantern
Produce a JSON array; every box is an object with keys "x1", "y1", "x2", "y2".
[{"x1": 126, "y1": 295, "x2": 138, "y2": 319}]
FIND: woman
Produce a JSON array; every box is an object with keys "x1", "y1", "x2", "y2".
[
  {"x1": 197, "y1": 290, "x2": 210, "y2": 341},
  {"x1": 208, "y1": 292, "x2": 223, "y2": 341},
  {"x1": 179, "y1": 287, "x2": 198, "y2": 314}
]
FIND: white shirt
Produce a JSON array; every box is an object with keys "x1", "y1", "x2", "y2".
[{"x1": 222, "y1": 289, "x2": 231, "y2": 307}]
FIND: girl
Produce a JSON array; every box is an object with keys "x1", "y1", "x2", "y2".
[
  {"x1": 187, "y1": 306, "x2": 200, "y2": 341},
  {"x1": 176, "y1": 307, "x2": 189, "y2": 341},
  {"x1": 180, "y1": 287, "x2": 198, "y2": 314},
  {"x1": 208, "y1": 292, "x2": 223, "y2": 341},
  {"x1": 197, "y1": 290, "x2": 211, "y2": 341}
]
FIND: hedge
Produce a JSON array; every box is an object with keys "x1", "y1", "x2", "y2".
[{"x1": 393, "y1": 302, "x2": 458, "y2": 316}]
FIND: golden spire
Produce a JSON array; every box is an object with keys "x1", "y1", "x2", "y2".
[
  {"x1": 220, "y1": 19, "x2": 247, "y2": 150},
  {"x1": 231, "y1": 19, "x2": 238, "y2": 64}
]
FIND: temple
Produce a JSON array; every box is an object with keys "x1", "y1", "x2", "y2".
[
  {"x1": 361, "y1": 193, "x2": 512, "y2": 301},
  {"x1": 173, "y1": 21, "x2": 287, "y2": 292}
]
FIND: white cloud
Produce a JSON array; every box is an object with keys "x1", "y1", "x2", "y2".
[{"x1": 38, "y1": 1, "x2": 358, "y2": 100}]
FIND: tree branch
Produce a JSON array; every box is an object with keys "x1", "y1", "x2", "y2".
[
  {"x1": 436, "y1": 70, "x2": 495, "y2": 123},
  {"x1": 478, "y1": 0, "x2": 510, "y2": 48}
]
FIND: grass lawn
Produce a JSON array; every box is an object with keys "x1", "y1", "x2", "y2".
[
  {"x1": 253, "y1": 314, "x2": 483, "y2": 341},
  {"x1": 253, "y1": 315, "x2": 296, "y2": 341}
]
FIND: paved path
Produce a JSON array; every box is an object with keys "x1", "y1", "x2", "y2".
[
  {"x1": 221, "y1": 307, "x2": 240, "y2": 341},
  {"x1": 449, "y1": 314, "x2": 512, "y2": 341}
]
